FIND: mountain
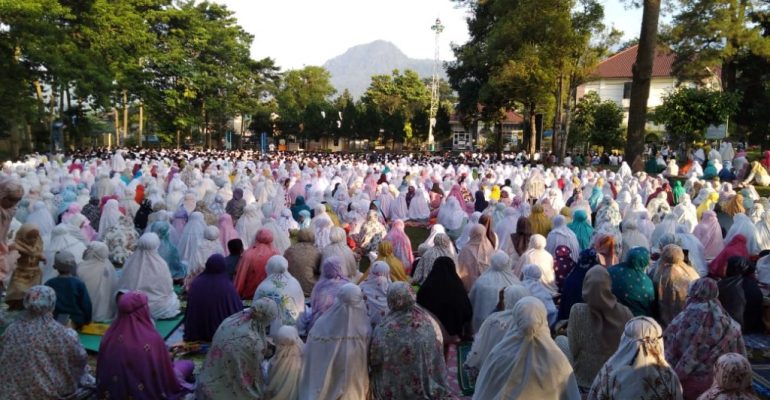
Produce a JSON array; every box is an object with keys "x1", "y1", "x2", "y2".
[{"x1": 322, "y1": 40, "x2": 446, "y2": 99}]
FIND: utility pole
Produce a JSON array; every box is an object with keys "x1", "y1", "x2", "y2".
[{"x1": 428, "y1": 18, "x2": 444, "y2": 152}]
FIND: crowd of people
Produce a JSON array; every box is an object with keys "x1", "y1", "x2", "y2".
[{"x1": 0, "y1": 144, "x2": 768, "y2": 399}]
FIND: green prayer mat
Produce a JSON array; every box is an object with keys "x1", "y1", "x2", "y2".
[
  {"x1": 457, "y1": 341, "x2": 475, "y2": 396},
  {"x1": 79, "y1": 313, "x2": 184, "y2": 353}
]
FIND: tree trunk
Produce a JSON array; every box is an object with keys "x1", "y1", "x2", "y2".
[
  {"x1": 528, "y1": 103, "x2": 537, "y2": 156},
  {"x1": 553, "y1": 72, "x2": 564, "y2": 157},
  {"x1": 561, "y1": 85, "x2": 577, "y2": 161},
  {"x1": 625, "y1": 0, "x2": 661, "y2": 171},
  {"x1": 122, "y1": 90, "x2": 128, "y2": 147},
  {"x1": 496, "y1": 120, "x2": 503, "y2": 159}
]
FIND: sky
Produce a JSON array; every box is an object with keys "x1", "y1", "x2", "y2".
[{"x1": 215, "y1": 0, "x2": 644, "y2": 70}]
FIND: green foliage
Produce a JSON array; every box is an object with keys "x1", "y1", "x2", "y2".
[
  {"x1": 669, "y1": 0, "x2": 770, "y2": 91},
  {"x1": 650, "y1": 87, "x2": 740, "y2": 144},
  {"x1": 362, "y1": 69, "x2": 431, "y2": 144},
  {"x1": 570, "y1": 92, "x2": 625, "y2": 150},
  {"x1": 275, "y1": 66, "x2": 335, "y2": 139}
]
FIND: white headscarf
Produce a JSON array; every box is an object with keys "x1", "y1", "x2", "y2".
[
  {"x1": 76, "y1": 241, "x2": 117, "y2": 322},
  {"x1": 299, "y1": 283, "x2": 371, "y2": 399},
  {"x1": 321, "y1": 227, "x2": 359, "y2": 280},
  {"x1": 456, "y1": 211, "x2": 481, "y2": 251},
  {"x1": 437, "y1": 196, "x2": 466, "y2": 231},
  {"x1": 177, "y1": 211, "x2": 207, "y2": 263},
  {"x1": 389, "y1": 190, "x2": 408, "y2": 221},
  {"x1": 236, "y1": 203, "x2": 262, "y2": 248},
  {"x1": 514, "y1": 235, "x2": 556, "y2": 293},
  {"x1": 43, "y1": 224, "x2": 87, "y2": 282},
  {"x1": 116, "y1": 233, "x2": 180, "y2": 319},
  {"x1": 674, "y1": 225, "x2": 708, "y2": 277},
  {"x1": 98, "y1": 199, "x2": 123, "y2": 240},
  {"x1": 359, "y1": 260, "x2": 391, "y2": 327},
  {"x1": 545, "y1": 215, "x2": 581, "y2": 263},
  {"x1": 267, "y1": 325, "x2": 304, "y2": 400},
  {"x1": 25, "y1": 201, "x2": 55, "y2": 245},
  {"x1": 588, "y1": 316, "x2": 682, "y2": 399},
  {"x1": 254, "y1": 255, "x2": 305, "y2": 330},
  {"x1": 464, "y1": 285, "x2": 530, "y2": 373},
  {"x1": 469, "y1": 251, "x2": 520, "y2": 332},
  {"x1": 725, "y1": 213, "x2": 762, "y2": 255},
  {"x1": 407, "y1": 186, "x2": 431, "y2": 220},
  {"x1": 473, "y1": 296, "x2": 580, "y2": 400}
]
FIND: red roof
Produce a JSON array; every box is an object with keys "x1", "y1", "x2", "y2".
[{"x1": 591, "y1": 45, "x2": 675, "y2": 79}]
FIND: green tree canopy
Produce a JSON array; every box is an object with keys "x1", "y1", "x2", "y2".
[{"x1": 650, "y1": 87, "x2": 740, "y2": 145}]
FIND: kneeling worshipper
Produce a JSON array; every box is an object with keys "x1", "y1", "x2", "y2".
[
  {"x1": 117, "y1": 232, "x2": 180, "y2": 319},
  {"x1": 0, "y1": 286, "x2": 91, "y2": 400},
  {"x1": 254, "y1": 255, "x2": 305, "y2": 329},
  {"x1": 562, "y1": 266, "x2": 633, "y2": 390},
  {"x1": 96, "y1": 290, "x2": 195, "y2": 398},
  {"x1": 558, "y1": 248, "x2": 602, "y2": 322},
  {"x1": 457, "y1": 224, "x2": 495, "y2": 291},
  {"x1": 45, "y1": 250, "x2": 92, "y2": 329},
  {"x1": 522, "y1": 264, "x2": 558, "y2": 326},
  {"x1": 299, "y1": 284, "x2": 371, "y2": 400},
  {"x1": 305, "y1": 256, "x2": 351, "y2": 331},
  {"x1": 469, "y1": 251, "x2": 519, "y2": 332},
  {"x1": 184, "y1": 254, "x2": 243, "y2": 342},
  {"x1": 284, "y1": 228, "x2": 321, "y2": 296},
  {"x1": 77, "y1": 241, "x2": 118, "y2": 322},
  {"x1": 416, "y1": 256, "x2": 473, "y2": 349},
  {"x1": 150, "y1": 220, "x2": 187, "y2": 280},
  {"x1": 472, "y1": 296, "x2": 581, "y2": 400},
  {"x1": 369, "y1": 282, "x2": 455, "y2": 399},
  {"x1": 664, "y1": 277, "x2": 747, "y2": 400},
  {"x1": 384, "y1": 219, "x2": 414, "y2": 273},
  {"x1": 183, "y1": 225, "x2": 224, "y2": 290},
  {"x1": 196, "y1": 298, "x2": 278, "y2": 400},
  {"x1": 364, "y1": 240, "x2": 408, "y2": 282},
  {"x1": 359, "y1": 260, "x2": 391, "y2": 327},
  {"x1": 412, "y1": 232, "x2": 457, "y2": 286},
  {"x1": 652, "y1": 244, "x2": 701, "y2": 327},
  {"x1": 697, "y1": 353, "x2": 759, "y2": 400},
  {"x1": 5, "y1": 223, "x2": 46, "y2": 310},
  {"x1": 234, "y1": 228, "x2": 280, "y2": 299},
  {"x1": 608, "y1": 247, "x2": 655, "y2": 317},
  {"x1": 587, "y1": 316, "x2": 683, "y2": 400},
  {"x1": 321, "y1": 227, "x2": 359, "y2": 280},
  {"x1": 266, "y1": 325, "x2": 305, "y2": 400},
  {"x1": 464, "y1": 285, "x2": 530, "y2": 381}
]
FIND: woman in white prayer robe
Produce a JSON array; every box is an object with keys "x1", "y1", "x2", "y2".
[
  {"x1": 176, "y1": 211, "x2": 207, "y2": 264},
  {"x1": 117, "y1": 233, "x2": 180, "y2": 319},
  {"x1": 464, "y1": 285, "x2": 530, "y2": 379},
  {"x1": 299, "y1": 283, "x2": 370, "y2": 400},
  {"x1": 235, "y1": 203, "x2": 262, "y2": 248},
  {"x1": 469, "y1": 251, "x2": 520, "y2": 332},
  {"x1": 42, "y1": 224, "x2": 87, "y2": 282},
  {"x1": 76, "y1": 241, "x2": 118, "y2": 322},
  {"x1": 472, "y1": 296, "x2": 580, "y2": 400},
  {"x1": 546, "y1": 215, "x2": 581, "y2": 263},
  {"x1": 724, "y1": 213, "x2": 762, "y2": 255}
]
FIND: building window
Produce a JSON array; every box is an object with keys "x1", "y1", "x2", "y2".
[
  {"x1": 333, "y1": 138, "x2": 339, "y2": 146},
  {"x1": 623, "y1": 82, "x2": 632, "y2": 99}
]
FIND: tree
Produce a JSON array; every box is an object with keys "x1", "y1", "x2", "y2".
[
  {"x1": 362, "y1": 69, "x2": 431, "y2": 146},
  {"x1": 434, "y1": 104, "x2": 452, "y2": 142},
  {"x1": 669, "y1": 0, "x2": 770, "y2": 93},
  {"x1": 626, "y1": 0, "x2": 662, "y2": 170},
  {"x1": 275, "y1": 66, "x2": 336, "y2": 138},
  {"x1": 650, "y1": 87, "x2": 740, "y2": 145},
  {"x1": 569, "y1": 92, "x2": 624, "y2": 150}
]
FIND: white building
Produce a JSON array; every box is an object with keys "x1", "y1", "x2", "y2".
[
  {"x1": 450, "y1": 110, "x2": 524, "y2": 151},
  {"x1": 577, "y1": 45, "x2": 680, "y2": 130}
]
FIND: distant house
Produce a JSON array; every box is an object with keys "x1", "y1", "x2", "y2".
[
  {"x1": 450, "y1": 110, "x2": 524, "y2": 151},
  {"x1": 577, "y1": 45, "x2": 685, "y2": 130}
]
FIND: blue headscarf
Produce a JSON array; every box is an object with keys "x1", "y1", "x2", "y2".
[
  {"x1": 568, "y1": 209, "x2": 594, "y2": 251},
  {"x1": 150, "y1": 220, "x2": 187, "y2": 279},
  {"x1": 588, "y1": 186, "x2": 603, "y2": 212},
  {"x1": 608, "y1": 247, "x2": 654, "y2": 317}
]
